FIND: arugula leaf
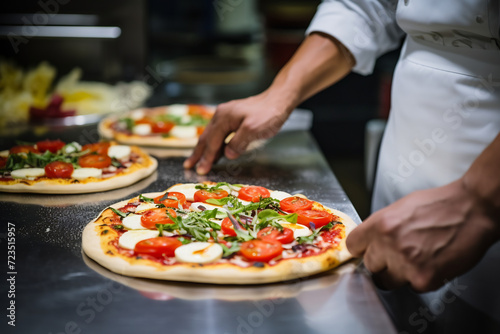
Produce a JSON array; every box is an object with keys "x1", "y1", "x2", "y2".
[
  {"x1": 109, "y1": 207, "x2": 127, "y2": 219},
  {"x1": 139, "y1": 194, "x2": 155, "y2": 203},
  {"x1": 177, "y1": 237, "x2": 191, "y2": 245},
  {"x1": 120, "y1": 118, "x2": 134, "y2": 131},
  {"x1": 2, "y1": 154, "x2": 25, "y2": 171},
  {"x1": 221, "y1": 243, "x2": 241, "y2": 258},
  {"x1": 297, "y1": 222, "x2": 337, "y2": 244},
  {"x1": 206, "y1": 197, "x2": 234, "y2": 206}
]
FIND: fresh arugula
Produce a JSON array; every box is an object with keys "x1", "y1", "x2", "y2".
[
  {"x1": 109, "y1": 207, "x2": 128, "y2": 219},
  {"x1": 297, "y1": 222, "x2": 339, "y2": 244},
  {"x1": 139, "y1": 194, "x2": 155, "y2": 203},
  {"x1": 220, "y1": 243, "x2": 241, "y2": 258}
]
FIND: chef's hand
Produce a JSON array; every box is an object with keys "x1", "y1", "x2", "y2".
[
  {"x1": 346, "y1": 179, "x2": 500, "y2": 292},
  {"x1": 183, "y1": 91, "x2": 293, "y2": 175},
  {"x1": 183, "y1": 33, "x2": 355, "y2": 175}
]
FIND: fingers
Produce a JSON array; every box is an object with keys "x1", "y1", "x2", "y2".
[
  {"x1": 184, "y1": 103, "x2": 239, "y2": 174},
  {"x1": 224, "y1": 122, "x2": 255, "y2": 159},
  {"x1": 346, "y1": 213, "x2": 378, "y2": 257}
]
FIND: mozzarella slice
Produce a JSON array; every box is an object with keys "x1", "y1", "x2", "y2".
[
  {"x1": 122, "y1": 214, "x2": 148, "y2": 230},
  {"x1": 108, "y1": 145, "x2": 131, "y2": 160},
  {"x1": 63, "y1": 142, "x2": 82, "y2": 154},
  {"x1": 190, "y1": 202, "x2": 227, "y2": 219},
  {"x1": 280, "y1": 222, "x2": 312, "y2": 239},
  {"x1": 11, "y1": 168, "x2": 45, "y2": 178},
  {"x1": 71, "y1": 168, "x2": 102, "y2": 180},
  {"x1": 118, "y1": 230, "x2": 160, "y2": 250},
  {"x1": 270, "y1": 191, "x2": 293, "y2": 201},
  {"x1": 167, "y1": 104, "x2": 189, "y2": 116},
  {"x1": 133, "y1": 124, "x2": 152, "y2": 136},
  {"x1": 130, "y1": 109, "x2": 145, "y2": 120},
  {"x1": 0, "y1": 150, "x2": 8, "y2": 157},
  {"x1": 236, "y1": 198, "x2": 251, "y2": 206},
  {"x1": 167, "y1": 183, "x2": 199, "y2": 201},
  {"x1": 135, "y1": 202, "x2": 157, "y2": 213},
  {"x1": 170, "y1": 126, "x2": 197, "y2": 139},
  {"x1": 180, "y1": 115, "x2": 192, "y2": 124},
  {"x1": 175, "y1": 242, "x2": 223, "y2": 264}
]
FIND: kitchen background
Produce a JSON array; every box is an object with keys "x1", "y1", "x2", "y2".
[{"x1": 0, "y1": 0, "x2": 402, "y2": 219}]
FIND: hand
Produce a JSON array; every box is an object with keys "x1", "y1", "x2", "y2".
[
  {"x1": 183, "y1": 90, "x2": 293, "y2": 174},
  {"x1": 346, "y1": 179, "x2": 500, "y2": 292}
]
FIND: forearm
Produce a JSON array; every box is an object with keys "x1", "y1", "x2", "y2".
[
  {"x1": 265, "y1": 32, "x2": 355, "y2": 111},
  {"x1": 462, "y1": 132, "x2": 500, "y2": 224}
]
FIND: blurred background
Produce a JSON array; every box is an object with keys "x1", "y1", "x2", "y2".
[{"x1": 0, "y1": 0, "x2": 401, "y2": 219}]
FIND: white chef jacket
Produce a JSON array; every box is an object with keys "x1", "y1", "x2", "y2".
[{"x1": 306, "y1": 0, "x2": 500, "y2": 212}]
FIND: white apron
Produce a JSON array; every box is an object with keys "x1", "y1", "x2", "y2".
[{"x1": 372, "y1": 0, "x2": 500, "y2": 210}]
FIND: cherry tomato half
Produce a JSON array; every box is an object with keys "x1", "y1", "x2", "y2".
[
  {"x1": 221, "y1": 217, "x2": 242, "y2": 237},
  {"x1": 154, "y1": 192, "x2": 187, "y2": 208},
  {"x1": 280, "y1": 196, "x2": 313, "y2": 213},
  {"x1": 238, "y1": 186, "x2": 270, "y2": 203},
  {"x1": 140, "y1": 208, "x2": 177, "y2": 229},
  {"x1": 44, "y1": 161, "x2": 74, "y2": 178},
  {"x1": 240, "y1": 240, "x2": 283, "y2": 263},
  {"x1": 257, "y1": 226, "x2": 294, "y2": 244},
  {"x1": 188, "y1": 105, "x2": 213, "y2": 118},
  {"x1": 36, "y1": 139, "x2": 65, "y2": 153},
  {"x1": 78, "y1": 154, "x2": 112, "y2": 168},
  {"x1": 10, "y1": 145, "x2": 39, "y2": 155},
  {"x1": 82, "y1": 142, "x2": 110, "y2": 155},
  {"x1": 296, "y1": 210, "x2": 332, "y2": 229},
  {"x1": 151, "y1": 121, "x2": 174, "y2": 134},
  {"x1": 134, "y1": 237, "x2": 182, "y2": 257},
  {"x1": 193, "y1": 189, "x2": 229, "y2": 203}
]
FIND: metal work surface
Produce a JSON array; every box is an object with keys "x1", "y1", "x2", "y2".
[{"x1": 0, "y1": 130, "x2": 396, "y2": 334}]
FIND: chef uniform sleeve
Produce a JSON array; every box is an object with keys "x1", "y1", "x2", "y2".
[{"x1": 306, "y1": 0, "x2": 405, "y2": 75}]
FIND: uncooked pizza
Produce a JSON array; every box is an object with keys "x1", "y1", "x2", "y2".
[
  {"x1": 82, "y1": 182, "x2": 357, "y2": 284},
  {"x1": 0, "y1": 140, "x2": 157, "y2": 193},
  {"x1": 98, "y1": 104, "x2": 214, "y2": 148}
]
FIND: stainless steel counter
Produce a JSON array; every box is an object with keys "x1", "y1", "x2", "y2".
[{"x1": 1, "y1": 129, "x2": 397, "y2": 334}]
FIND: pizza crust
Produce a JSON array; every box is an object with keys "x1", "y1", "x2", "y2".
[
  {"x1": 82, "y1": 189, "x2": 358, "y2": 285},
  {"x1": 99, "y1": 117, "x2": 199, "y2": 148},
  {"x1": 0, "y1": 147, "x2": 158, "y2": 194}
]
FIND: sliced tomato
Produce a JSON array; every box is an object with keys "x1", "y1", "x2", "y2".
[
  {"x1": 238, "y1": 186, "x2": 271, "y2": 203},
  {"x1": 140, "y1": 208, "x2": 177, "y2": 229},
  {"x1": 280, "y1": 196, "x2": 313, "y2": 213},
  {"x1": 0, "y1": 157, "x2": 7, "y2": 168},
  {"x1": 296, "y1": 210, "x2": 332, "y2": 229},
  {"x1": 188, "y1": 104, "x2": 213, "y2": 118},
  {"x1": 152, "y1": 121, "x2": 174, "y2": 134},
  {"x1": 36, "y1": 139, "x2": 65, "y2": 153},
  {"x1": 82, "y1": 142, "x2": 110, "y2": 155},
  {"x1": 221, "y1": 217, "x2": 241, "y2": 237},
  {"x1": 193, "y1": 189, "x2": 229, "y2": 203},
  {"x1": 10, "y1": 145, "x2": 39, "y2": 155},
  {"x1": 44, "y1": 161, "x2": 74, "y2": 178},
  {"x1": 134, "y1": 237, "x2": 182, "y2": 257},
  {"x1": 240, "y1": 240, "x2": 283, "y2": 262},
  {"x1": 78, "y1": 154, "x2": 112, "y2": 168},
  {"x1": 154, "y1": 192, "x2": 187, "y2": 208},
  {"x1": 257, "y1": 226, "x2": 294, "y2": 244}
]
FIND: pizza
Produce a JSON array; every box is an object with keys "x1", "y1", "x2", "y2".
[
  {"x1": 0, "y1": 140, "x2": 157, "y2": 194},
  {"x1": 98, "y1": 104, "x2": 214, "y2": 148},
  {"x1": 82, "y1": 182, "x2": 357, "y2": 284}
]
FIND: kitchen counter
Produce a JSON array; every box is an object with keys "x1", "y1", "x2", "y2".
[{"x1": 0, "y1": 128, "x2": 397, "y2": 334}]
